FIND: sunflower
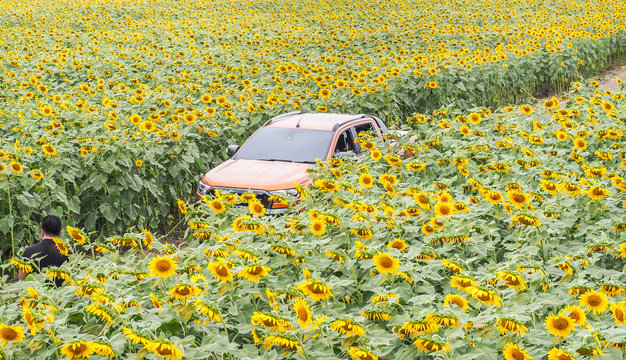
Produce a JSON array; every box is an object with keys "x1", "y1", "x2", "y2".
[
  {"x1": 351, "y1": 227, "x2": 373, "y2": 240},
  {"x1": 561, "y1": 182, "x2": 582, "y2": 196},
  {"x1": 60, "y1": 341, "x2": 95, "y2": 359},
  {"x1": 248, "y1": 200, "x2": 265, "y2": 216},
  {"x1": 330, "y1": 319, "x2": 365, "y2": 337},
  {"x1": 485, "y1": 190, "x2": 503, "y2": 204},
  {"x1": 194, "y1": 300, "x2": 221, "y2": 323},
  {"x1": 310, "y1": 219, "x2": 326, "y2": 236},
  {"x1": 434, "y1": 202, "x2": 454, "y2": 217},
  {"x1": 441, "y1": 259, "x2": 465, "y2": 274},
  {"x1": 459, "y1": 125, "x2": 470, "y2": 136},
  {"x1": 384, "y1": 154, "x2": 401, "y2": 167},
  {"x1": 544, "y1": 97, "x2": 560, "y2": 109},
  {"x1": 511, "y1": 214, "x2": 542, "y2": 227},
  {"x1": 443, "y1": 294, "x2": 469, "y2": 311},
  {"x1": 85, "y1": 303, "x2": 114, "y2": 324},
  {"x1": 398, "y1": 320, "x2": 439, "y2": 337},
  {"x1": 573, "y1": 138, "x2": 587, "y2": 151},
  {"x1": 496, "y1": 318, "x2": 528, "y2": 335},
  {"x1": 293, "y1": 299, "x2": 312, "y2": 328},
  {"x1": 558, "y1": 305, "x2": 585, "y2": 327},
  {"x1": 426, "y1": 313, "x2": 461, "y2": 328},
  {"x1": 237, "y1": 265, "x2": 270, "y2": 282},
  {"x1": 296, "y1": 280, "x2": 333, "y2": 301},
  {"x1": 370, "y1": 149, "x2": 382, "y2": 160},
  {"x1": 262, "y1": 334, "x2": 302, "y2": 353},
  {"x1": 359, "y1": 173, "x2": 374, "y2": 188},
  {"x1": 176, "y1": 199, "x2": 187, "y2": 214},
  {"x1": 9, "y1": 258, "x2": 33, "y2": 274},
  {"x1": 208, "y1": 261, "x2": 233, "y2": 282},
  {"x1": 547, "y1": 348, "x2": 576, "y2": 360},
  {"x1": 373, "y1": 252, "x2": 399, "y2": 274},
  {"x1": 123, "y1": 327, "x2": 151, "y2": 345},
  {"x1": 9, "y1": 161, "x2": 23, "y2": 174},
  {"x1": 413, "y1": 193, "x2": 431, "y2": 209},
  {"x1": 82, "y1": 342, "x2": 113, "y2": 358},
  {"x1": 540, "y1": 180, "x2": 559, "y2": 196},
  {"x1": 520, "y1": 104, "x2": 533, "y2": 115},
  {"x1": 387, "y1": 238, "x2": 408, "y2": 252},
  {"x1": 319, "y1": 88, "x2": 331, "y2": 98},
  {"x1": 42, "y1": 144, "x2": 57, "y2": 156},
  {"x1": 495, "y1": 271, "x2": 527, "y2": 291},
  {"x1": 66, "y1": 226, "x2": 86, "y2": 244},
  {"x1": 168, "y1": 283, "x2": 202, "y2": 301},
  {"x1": 0, "y1": 323, "x2": 25, "y2": 346},
  {"x1": 251, "y1": 311, "x2": 293, "y2": 331},
  {"x1": 145, "y1": 340, "x2": 183, "y2": 360},
  {"x1": 361, "y1": 309, "x2": 391, "y2": 321},
  {"x1": 149, "y1": 256, "x2": 177, "y2": 279},
  {"x1": 465, "y1": 286, "x2": 502, "y2": 306},
  {"x1": 587, "y1": 185, "x2": 609, "y2": 201},
  {"x1": 53, "y1": 237, "x2": 69, "y2": 256},
  {"x1": 468, "y1": 113, "x2": 482, "y2": 124},
  {"x1": 406, "y1": 162, "x2": 426, "y2": 171},
  {"x1": 413, "y1": 337, "x2": 450, "y2": 353},
  {"x1": 139, "y1": 120, "x2": 155, "y2": 132},
  {"x1": 601, "y1": 101, "x2": 614, "y2": 112},
  {"x1": 545, "y1": 314, "x2": 575, "y2": 337},
  {"x1": 503, "y1": 343, "x2": 531, "y2": 360},
  {"x1": 348, "y1": 347, "x2": 378, "y2": 360},
  {"x1": 507, "y1": 191, "x2": 528, "y2": 209},
  {"x1": 579, "y1": 290, "x2": 609, "y2": 314}
]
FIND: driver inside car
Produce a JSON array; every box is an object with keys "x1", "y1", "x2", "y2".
[{"x1": 334, "y1": 131, "x2": 353, "y2": 156}]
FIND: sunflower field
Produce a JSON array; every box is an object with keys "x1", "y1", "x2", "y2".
[
  {"x1": 1, "y1": 0, "x2": 626, "y2": 255},
  {"x1": 1, "y1": 0, "x2": 626, "y2": 358},
  {"x1": 1, "y1": 81, "x2": 625, "y2": 359}
]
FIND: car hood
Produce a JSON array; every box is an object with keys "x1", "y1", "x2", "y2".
[{"x1": 202, "y1": 159, "x2": 312, "y2": 191}]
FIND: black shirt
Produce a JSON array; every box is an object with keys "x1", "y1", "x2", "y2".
[{"x1": 22, "y1": 238, "x2": 68, "y2": 286}]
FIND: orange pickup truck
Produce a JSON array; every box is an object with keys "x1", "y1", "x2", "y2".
[{"x1": 196, "y1": 111, "x2": 391, "y2": 214}]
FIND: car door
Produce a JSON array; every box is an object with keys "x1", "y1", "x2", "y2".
[{"x1": 330, "y1": 119, "x2": 381, "y2": 158}]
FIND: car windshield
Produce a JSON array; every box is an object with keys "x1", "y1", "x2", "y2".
[{"x1": 234, "y1": 127, "x2": 332, "y2": 163}]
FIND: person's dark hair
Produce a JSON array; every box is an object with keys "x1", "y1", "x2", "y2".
[{"x1": 41, "y1": 215, "x2": 62, "y2": 236}]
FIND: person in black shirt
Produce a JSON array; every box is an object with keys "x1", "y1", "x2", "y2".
[{"x1": 18, "y1": 215, "x2": 68, "y2": 286}]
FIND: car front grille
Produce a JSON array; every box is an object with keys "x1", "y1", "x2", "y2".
[{"x1": 207, "y1": 187, "x2": 273, "y2": 209}]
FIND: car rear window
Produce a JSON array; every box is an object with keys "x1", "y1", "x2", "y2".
[{"x1": 234, "y1": 127, "x2": 333, "y2": 163}]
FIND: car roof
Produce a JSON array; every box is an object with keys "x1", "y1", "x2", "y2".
[{"x1": 265, "y1": 112, "x2": 369, "y2": 131}]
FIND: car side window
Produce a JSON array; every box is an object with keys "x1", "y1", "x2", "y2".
[
  {"x1": 351, "y1": 121, "x2": 377, "y2": 154},
  {"x1": 354, "y1": 122, "x2": 376, "y2": 138},
  {"x1": 333, "y1": 129, "x2": 356, "y2": 156}
]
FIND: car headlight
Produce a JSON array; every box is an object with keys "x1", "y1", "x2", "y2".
[
  {"x1": 197, "y1": 181, "x2": 212, "y2": 195},
  {"x1": 269, "y1": 188, "x2": 299, "y2": 198}
]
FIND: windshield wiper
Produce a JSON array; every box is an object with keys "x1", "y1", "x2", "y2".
[
  {"x1": 258, "y1": 158, "x2": 315, "y2": 164},
  {"x1": 259, "y1": 158, "x2": 296, "y2": 163}
]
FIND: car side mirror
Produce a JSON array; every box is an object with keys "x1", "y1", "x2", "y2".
[{"x1": 226, "y1": 144, "x2": 240, "y2": 157}]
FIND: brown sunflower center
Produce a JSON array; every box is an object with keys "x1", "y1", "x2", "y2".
[
  {"x1": 215, "y1": 266, "x2": 229, "y2": 277},
  {"x1": 297, "y1": 308, "x2": 308, "y2": 321},
  {"x1": 1, "y1": 328, "x2": 17, "y2": 340},
  {"x1": 177, "y1": 287, "x2": 190, "y2": 296},
  {"x1": 379, "y1": 257, "x2": 392, "y2": 268},
  {"x1": 553, "y1": 317, "x2": 569, "y2": 330},
  {"x1": 511, "y1": 348, "x2": 525, "y2": 360},
  {"x1": 156, "y1": 260, "x2": 171, "y2": 272},
  {"x1": 69, "y1": 343, "x2": 88, "y2": 355},
  {"x1": 587, "y1": 295, "x2": 600, "y2": 306}
]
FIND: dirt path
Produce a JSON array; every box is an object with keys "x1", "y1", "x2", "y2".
[
  {"x1": 598, "y1": 63, "x2": 626, "y2": 91},
  {"x1": 535, "y1": 62, "x2": 625, "y2": 108}
]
